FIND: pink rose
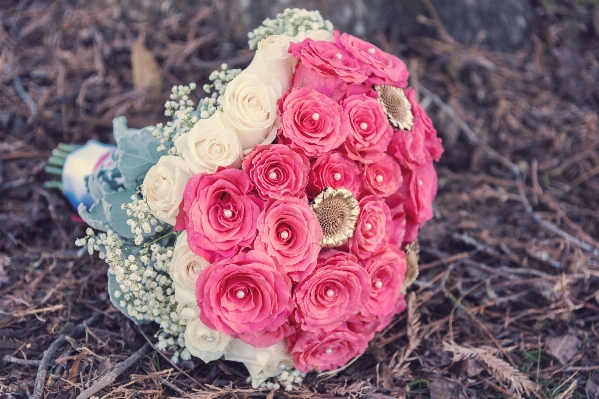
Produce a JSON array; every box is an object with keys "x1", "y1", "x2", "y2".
[
  {"x1": 346, "y1": 196, "x2": 392, "y2": 260},
  {"x1": 288, "y1": 324, "x2": 368, "y2": 372},
  {"x1": 388, "y1": 88, "x2": 443, "y2": 169},
  {"x1": 242, "y1": 144, "x2": 310, "y2": 200},
  {"x1": 291, "y1": 63, "x2": 348, "y2": 102},
  {"x1": 398, "y1": 161, "x2": 437, "y2": 227},
  {"x1": 196, "y1": 250, "x2": 293, "y2": 341},
  {"x1": 384, "y1": 194, "x2": 407, "y2": 247},
  {"x1": 289, "y1": 38, "x2": 368, "y2": 85},
  {"x1": 347, "y1": 296, "x2": 406, "y2": 341},
  {"x1": 363, "y1": 154, "x2": 403, "y2": 198},
  {"x1": 179, "y1": 169, "x2": 264, "y2": 262},
  {"x1": 278, "y1": 87, "x2": 350, "y2": 158},
  {"x1": 293, "y1": 250, "x2": 371, "y2": 333},
  {"x1": 360, "y1": 245, "x2": 407, "y2": 318},
  {"x1": 334, "y1": 31, "x2": 409, "y2": 87},
  {"x1": 237, "y1": 322, "x2": 295, "y2": 348},
  {"x1": 341, "y1": 91, "x2": 394, "y2": 164},
  {"x1": 254, "y1": 198, "x2": 323, "y2": 282},
  {"x1": 307, "y1": 152, "x2": 362, "y2": 199}
]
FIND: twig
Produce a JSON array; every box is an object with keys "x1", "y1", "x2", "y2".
[
  {"x1": 31, "y1": 313, "x2": 101, "y2": 399},
  {"x1": 419, "y1": 84, "x2": 519, "y2": 175},
  {"x1": 13, "y1": 74, "x2": 38, "y2": 123},
  {"x1": 13, "y1": 303, "x2": 65, "y2": 318},
  {"x1": 75, "y1": 342, "x2": 150, "y2": 399},
  {"x1": 3, "y1": 355, "x2": 41, "y2": 366}
]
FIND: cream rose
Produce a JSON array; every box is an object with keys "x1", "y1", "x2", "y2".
[
  {"x1": 222, "y1": 69, "x2": 281, "y2": 150},
  {"x1": 181, "y1": 307, "x2": 231, "y2": 363},
  {"x1": 170, "y1": 231, "x2": 209, "y2": 305},
  {"x1": 224, "y1": 339, "x2": 293, "y2": 388},
  {"x1": 175, "y1": 112, "x2": 243, "y2": 174},
  {"x1": 143, "y1": 155, "x2": 192, "y2": 225},
  {"x1": 174, "y1": 284, "x2": 196, "y2": 307}
]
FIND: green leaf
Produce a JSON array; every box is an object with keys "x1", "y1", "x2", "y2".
[
  {"x1": 113, "y1": 117, "x2": 164, "y2": 189},
  {"x1": 102, "y1": 189, "x2": 137, "y2": 239},
  {"x1": 77, "y1": 202, "x2": 111, "y2": 232}
]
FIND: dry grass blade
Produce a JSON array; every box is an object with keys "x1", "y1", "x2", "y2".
[
  {"x1": 554, "y1": 379, "x2": 578, "y2": 399},
  {"x1": 391, "y1": 292, "x2": 422, "y2": 376}
]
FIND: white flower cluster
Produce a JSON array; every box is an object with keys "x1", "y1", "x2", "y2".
[
  {"x1": 152, "y1": 83, "x2": 198, "y2": 154},
  {"x1": 247, "y1": 8, "x2": 333, "y2": 50},
  {"x1": 76, "y1": 228, "x2": 187, "y2": 362},
  {"x1": 121, "y1": 192, "x2": 166, "y2": 245},
  {"x1": 198, "y1": 64, "x2": 242, "y2": 120},
  {"x1": 259, "y1": 369, "x2": 306, "y2": 392}
]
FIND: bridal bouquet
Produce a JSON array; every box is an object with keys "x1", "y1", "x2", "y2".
[{"x1": 52, "y1": 8, "x2": 443, "y2": 389}]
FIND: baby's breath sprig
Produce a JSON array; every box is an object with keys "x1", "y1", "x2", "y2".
[
  {"x1": 247, "y1": 8, "x2": 333, "y2": 50},
  {"x1": 152, "y1": 83, "x2": 198, "y2": 154},
  {"x1": 198, "y1": 64, "x2": 242, "y2": 120},
  {"x1": 121, "y1": 187, "x2": 167, "y2": 245},
  {"x1": 258, "y1": 369, "x2": 306, "y2": 392}
]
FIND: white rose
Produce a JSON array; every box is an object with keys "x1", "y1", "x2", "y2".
[
  {"x1": 222, "y1": 69, "x2": 281, "y2": 150},
  {"x1": 143, "y1": 155, "x2": 192, "y2": 225},
  {"x1": 174, "y1": 284, "x2": 196, "y2": 307},
  {"x1": 181, "y1": 307, "x2": 231, "y2": 363},
  {"x1": 175, "y1": 112, "x2": 242, "y2": 174},
  {"x1": 225, "y1": 339, "x2": 293, "y2": 388},
  {"x1": 170, "y1": 231, "x2": 209, "y2": 299}
]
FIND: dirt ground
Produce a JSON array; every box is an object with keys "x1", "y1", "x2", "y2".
[{"x1": 1, "y1": 1, "x2": 599, "y2": 398}]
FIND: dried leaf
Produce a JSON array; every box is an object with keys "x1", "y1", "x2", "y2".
[
  {"x1": 545, "y1": 334, "x2": 581, "y2": 365},
  {"x1": 429, "y1": 377, "x2": 467, "y2": 399},
  {"x1": 555, "y1": 379, "x2": 577, "y2": 399},
  {"x1": 131, "y1": 38, "x2": 162, "y2": 99}
]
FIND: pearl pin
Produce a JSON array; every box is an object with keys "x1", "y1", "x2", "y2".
[
  {"x1": 278, "y1": 363, "x2": 287, "y2": 370},
  {"x1": 312, "y1": 113, "x2": 320, "y2": 120},
  {"x1": 192, "y1": 264, "x2": 202, "y2": 274},
  {"x1": 213, "y1": 144, "x2": 223, "y2": 154},
  {"x1": 249, "y1": 98, "x2": 259, "y2": 107},
  {"x1": 205, "y1": 336, "x2": 214, "y2": 343},
  {"x1": 269, "y1": 171, "x2": 278, "y2": 180},
  {"x1": 326, "y1": 289, "x2": 335, "y2": 297},
  {"x1": 375, "y1": 175, "x2": 384, "y2": 183},
  {"x1": 375, "y1": 280, "x2": 383, "y2": 289},
  {"x1": 360, "y1": 122, "x2": 368, "y2": 130},
  {"x1": 368, "y1": 47, "x2": 375, "y2": 54},
  {"x1": 236, "y1": 290, "x2": 245, "y2": 299},
  {"x1": 333, "y1": 173, "x2": 342, "y2": 181},
  {"x1": 335, "y1": 53, "x2": 342, "y2": 60},
  {"x1": 418, "y1": 179, "x2": 423, "y2": 186},
  {"x1": 223, "y1": 209, "x2": 233, "y2": 218},
  {"x1": 325, "y1": 348, "x2": 333, "y2": 355},
  {"x1": 365, "y1": 223, "x2": 373, "y2": 231},
  {"x1": 280, "y1": 231, "x2": 289, "y2": 239},
  {"x1": 154, "y1": 180, "x2": 162, "y2": 190}
]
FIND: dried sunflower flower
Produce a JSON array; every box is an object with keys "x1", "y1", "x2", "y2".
[
  {"x1": 375, "y1": 85, "x2": 414, "y2": 130},
  {"x1": 311, "y1": 187, "x2": 360, "y2": 248}
]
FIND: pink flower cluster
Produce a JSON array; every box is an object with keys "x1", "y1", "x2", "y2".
[{"x1": 175, "y1": 31, "x2": 442, "y2": 373}]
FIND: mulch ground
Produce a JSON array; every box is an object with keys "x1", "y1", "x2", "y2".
[{"x1": 1, "y1": 1, "x2": 598, "y2": 398}]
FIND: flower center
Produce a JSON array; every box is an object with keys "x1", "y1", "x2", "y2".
[
  {"x1": 360, "y1": 122, "x2": 368, "y2": 130},
  {"x1": 365, "y1": 223, "x2": 373, "y2": 231},
  {"x1": 312, "y1": 113, "x2": 320, "y2": 121},
  {"x1": 333, "y1": 173, "x2": 342, "y2": 181},
  {"x1": 280, "y1": 231, "x2": 289, "y2": 240},
  {"x1": 269, "y1": 171, "x2": 278, "y2": 180},
  {"x1": 249, "y1": 98, "x2": 259, "y2": 108},
  {"x1": 335, "y1": 53, "x2": 342, "y2": 60},
  {"x1": 325, "y1": 348, "x2": 333, "y2": 355},
  {"x1": 236, "y1": 290, "x2": 246, "y2": 299},
  {"x1": 204, "y1": 336, "x2": 214, "y2": 343},
  {"x1": 375, "y1": 280, "x2": 383, "y2": 289},
  {"x1": 326, "y1": 289, "x2": 335, "y2": 297},
  {"x1": 418, "y1": 179, "x2": 423, "y2": 186},
  {"x1": 375, "y1": 175, "x2": 384, "y2": 183},
  {"x1": 368, "y1": 47, "x2": 375, "y2": 54},
  {"x1": 154, "y1": 180, "x2": 163, "y2": 190},
  {"x1": 223, "y1": 209, "x2": 233, "y2": 218},
  {"x1": 212, "y1": 144, "x2": 223, "y2": 154}
]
